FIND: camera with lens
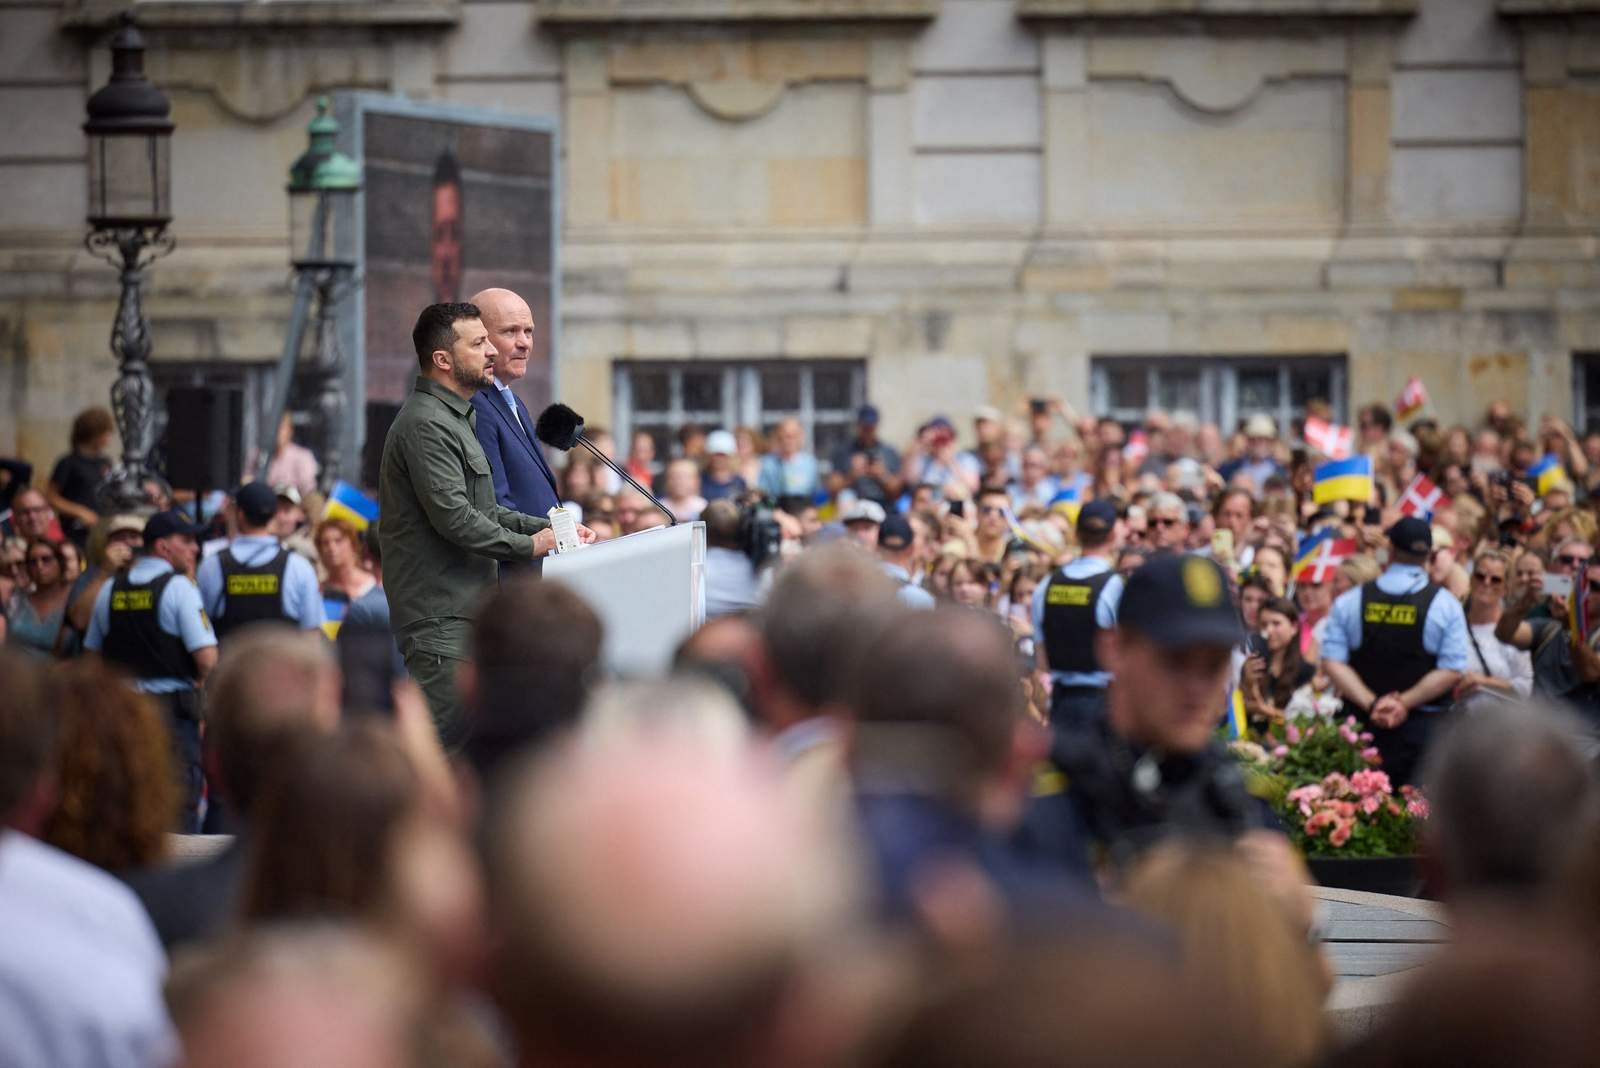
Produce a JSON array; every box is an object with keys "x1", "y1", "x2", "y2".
[{"x1": 738, "y1": 495, "x2": 783, "y2": 569}]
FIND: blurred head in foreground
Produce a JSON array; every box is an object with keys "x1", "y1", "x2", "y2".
[
  {"x1": 484, "y1": 722, "x2": 869, "y2": 1067},
  {"x1": 1121, "y1": 840, "x2": 1329, "y2": 1068},
  {"x1": 1421, "y1": 699, "x2": 1599, "y2": 908},
  {"x1": 168, "y1": 924, "x2": 429, "y2": 1068}
]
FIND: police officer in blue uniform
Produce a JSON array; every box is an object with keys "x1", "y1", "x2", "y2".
[
  {"x1": 1022, "y1": 552, "x2": 1276, "y2": 876},
  {"x1": 1321, "y1": 516, "x2": 1469, "y2": 787},
  {"x1": 1031, "y1": 499, "x2": 1124, "y2": 731},
  {"x1": 197, "y1": 482, "x2": 324, "y2": 642},
  {"x1": 85, "y1": 509, "x2": 218, "y2": 831}
]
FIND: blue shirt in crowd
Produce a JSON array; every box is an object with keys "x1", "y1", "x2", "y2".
[
  {"x1": 1320, "y1": 562, "x2": 1471, "y2": 674},
  {"x1": 1030, "y1": 555, "x2": 1124, "y2": 690},
  {"x1": 84, "y1": 557, "x2": 216, "y2": 693},
  {"x1": 882, "y1": 562, "x2": 936, "y2": 610},
  {"x1": 757, "y1": 452, "x2": 820, "y2": 499},
  {"x1": 195, "y1": 535, "x2": 324, "y2": 633}
]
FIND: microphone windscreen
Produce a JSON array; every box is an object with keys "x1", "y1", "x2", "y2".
[{"x1": 534, "y1": 403, "x2": 585, "y2": 450}]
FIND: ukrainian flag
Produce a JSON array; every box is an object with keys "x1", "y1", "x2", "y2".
[
  {"x1": 321, "y1": 594, "x2": 347, "y2": 641},
  {"x1": 1528, "y1": 454, "x2": 1568, "y2": 497},
  {"x1": 1312, "y1": 456, "x2": 1373, "y2": 505},
  {"x1": 1224, "y1": 687, "x2": 1248, "y2": 741},
  {"x1": 323, "y1": 480, "x2": 379, "y2": 531},
  {"x1": 1048, "y1": 489, "x2": 1081, "y2": 527}
]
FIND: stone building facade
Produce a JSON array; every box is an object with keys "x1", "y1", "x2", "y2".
[{"x1": 1, "y1": 0, "x2": 1598, "y2": 479}]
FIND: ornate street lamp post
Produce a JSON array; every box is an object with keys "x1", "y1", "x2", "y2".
[
  {"x1": 257, "y1": 97, "x2": 361, "y2": 491},
  {"x1": 83, "y1": 13, "x2": 174, "y2": 512}
]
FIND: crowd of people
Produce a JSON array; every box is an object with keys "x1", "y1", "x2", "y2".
[{"x1": 4, "y1": 351, "x2": 1600, "y2": 1066}]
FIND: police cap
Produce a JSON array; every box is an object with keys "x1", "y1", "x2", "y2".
[
  {"x1": 234, "y1": 482, "x2": 278, "y2": 527},
  {"x1": 1386, "y1": 516, "x2": 1432, "y2": 556},
  {"x1": 1117, "y1": 552, "x2": 1241, "y2": 649},
  {"x1": 143, "y1": 509, "x2": 204, "y2": 548}
]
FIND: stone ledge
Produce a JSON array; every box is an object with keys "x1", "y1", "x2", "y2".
[
  {"x1": 538, "y1": 0, "x2": 938, "y2": 26},
  {"x1": 60, "y1": 0, "x2": 460, "y2": 32},
  {"x1": 1018, "y1": 0, "x2": 1416, "y2": 18},
  {"x1": 1498, "y1": 0, "x2": 1600, "y2": 14}
]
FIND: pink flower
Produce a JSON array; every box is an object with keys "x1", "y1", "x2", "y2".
[
  {"x1": 1359, "y1": 731, "x2": 1374, "y2": 743},
  {"x1": 1385, "y1": 798, "x2": 1403, "y2": 816},
  {"x1": 1305, "y1": 810, "x2": 1336, "y2": 834},
  {"x1": 1345, "y1": 715, "x2": 1359, "y2": 729},
  {"x1": 1361, "y1": 795, "x2": 1382, "y2": 816},
  {"x1": 1335, "y1": 800, "x2": 1357, "y2": 819},
  {"x1": 1272, "y1": 745, "x2": 1289, "y2": 758},
  {"x1": 1350, "y1": 769, "x2": 1393, "y2": 797},
  {"x1": 1340, "y1": 725, "x2": 1360, "y2": 745},
  {"x1": 1361, "y1": 747, "x2": 1382, "y2": 765},
  {"x1": 1406, "y1": 797, "x2": 1431, "y2": 820},
  {"x1": 1322, "y1": 772, "x2": 1351, "y2": 797},
  {"x1": 1285, "y1": 723, "x2": 1301, "y2": 745},
  {"x1": 1329, "y1": 820, "x2": 1354, "y2": 847}
]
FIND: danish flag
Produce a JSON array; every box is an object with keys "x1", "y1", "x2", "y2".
[
  {"x1": 1303, "y1": 417, "x2": 1353, "y2": 460},
  {"x1": 1293, "y1": 528, "x2": 1358, "y2": 585},
  {"x1": 1398, "y1": 474, "x2": 1449, "y2": 520},
  {"x1": 1123, "y1": 429, "x2": 1150, "y2": 466},
  {"x1": 1395, "y1": 377, "x2": 1428, "y2": 421}
]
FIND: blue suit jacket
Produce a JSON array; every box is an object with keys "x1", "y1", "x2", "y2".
[{"x1": 470, "y1": 386, "x2": 561, "y2": 524}]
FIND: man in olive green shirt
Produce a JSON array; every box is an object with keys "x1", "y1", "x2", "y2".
[{"x1": 380, "y1": 301, "x2": 593, "y2": 746}]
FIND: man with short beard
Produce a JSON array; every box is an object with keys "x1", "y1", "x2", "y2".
[{"x1": 379, "y1": 302, "x2": 593, "y2": 745}]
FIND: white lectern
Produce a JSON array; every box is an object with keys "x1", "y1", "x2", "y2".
[{"x1": 541, "y1": 521, "x2": 706, "y2": 677}]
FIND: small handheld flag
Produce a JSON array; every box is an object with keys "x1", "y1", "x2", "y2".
[
  {"x1": 1312, "y1": 456, "x2": 1374, "y2": 505},
  {"x1": 1398, "y1": 474, "x2": 1450, "y2": 521},
  {"x1": 323, "y1": 481, "x2": 380, "y2": 532},
  {"x1": 1048, "y1": 490, "x2": 1081, "y2": 527},
  {"x1": 321, "y1": 595, "x2": 348, "y2": 641},
  {"x1": 1395, "y1": 377, "x2": 1428, "y2": 421},
  {"x1": 1225, "y1": 687, "x2": 1248, "y2": 741},
  {"x1": 1303, "y1": 417, "x2": 1354, "y2": 460},
  {"x1": 1528, "y1": 454, "x2": 1568, "y2": 497},
  {"x1": 1124, "y1": 430, "x2": 1150, "y2": 467},
  {"x1": 1293, "y1": 528, "x2": 1357, "y2": 584},
  {"x1": 1569, "y1": 582, "x2": 1592, "y2": 649}
]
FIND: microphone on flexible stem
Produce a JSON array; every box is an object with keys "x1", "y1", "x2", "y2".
[{"x1": 534, "y1": 403, "x2": 679, "y2": 527}]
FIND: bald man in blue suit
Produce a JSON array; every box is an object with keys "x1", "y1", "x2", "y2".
[{"x1": 469, "y1": 288, "x2": 561, "y2": 574}]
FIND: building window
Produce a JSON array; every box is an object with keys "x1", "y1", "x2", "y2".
[
  {"x1": 1090, "y1": 356, "x2": 1346, "y2": 432},
  {"x1": 614, "y1": 360, "x2": 866, "y2": 468},
  {"x1": 1573, "y1": 353, "x2": 1600, "y2": 435}
]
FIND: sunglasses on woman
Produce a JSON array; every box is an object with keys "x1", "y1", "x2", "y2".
[{"x1": 1472, "y1": 572, "x2": 1504, "y2": 587}]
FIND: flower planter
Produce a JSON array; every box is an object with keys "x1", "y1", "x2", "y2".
[{"x1": 1306, "y1": 855, "x2": 1425, "y2": 899}]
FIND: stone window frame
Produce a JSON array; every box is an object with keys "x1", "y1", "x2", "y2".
[
  {"x1": 613, "y1": 359, "x2": 867, "y2": 470},
  {"x1": 59, "y1": 0, "x2": 461, "y2": 32},
  {"x1": 1090, "y1": 355, "x2": 1347, "y2": 433},
  {"x1": 1571, "y1": 353, "x2": 1600, "y2": 435},
  {"x1": 537, "y1": 0, "x2": 938, "y2": 26},
  {"x1": 1015, "y1": 0, "x2": 1417, "y2": 19}
]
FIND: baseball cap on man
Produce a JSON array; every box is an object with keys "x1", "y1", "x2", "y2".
[
  {"x1": 1076, "y1": 499, "x2": 1118, "y2": 537},
  {"x1": 857, "y1": 405, "x2": 880, "y2": 426},
  {"x1": 879, "y1": 514, "x2": 914, "y2": 551},
  {"x1": 1117, "y1": 553, "x2": 1242, "y2": 649},
  {"x1": 704, "y1": 429, "x2": 737, "y2": 456},
  {"x1": 234, "y1": 482, "x2": 278, "y2": 527},
  {"x1": 1244, "y1": 413, "x2": 1277, "y2": 439},
  {"x1": 1387, "y1": 516, "x2": 1432, "y2": 556},
  {"x1": 106, "y1": 514, "x2": 145, "y2": 538},
  {"x1": 143, "y1": 509, "x2": 204, "y2": 547},
  {"x1": 842, "y1": 499, "x2": 886, "y2": 527}
]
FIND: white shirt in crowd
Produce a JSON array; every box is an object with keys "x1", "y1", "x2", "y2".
[
  {"x1": 0, "y1": 831, "x2": 176, "y2": 1067},
  {"x1": 1466, "y1": 621, "x2": 1534, "y2": 697}
]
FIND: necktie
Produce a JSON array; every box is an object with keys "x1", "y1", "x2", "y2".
[{"x1": 503, "y1": 388, "x2": 523, "y2": 431}]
